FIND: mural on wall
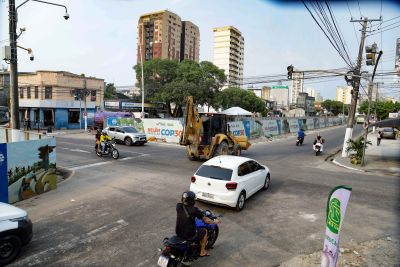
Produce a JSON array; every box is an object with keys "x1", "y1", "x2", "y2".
[
  {"x1": 306, "y1": 119, "x2": 315, "y2": 130},
  {"x1": 7, "y1": 139, "x2": 57, "y2": 204},
  {"x1": 106, "y1": 117, "x2": 145, "y2": 133},
  {"x1": 314, "y1": 118, "x2": 320, "y2": 129},
  {"x1": 287, "y1": 119, "x2": 300, "y2": 133},
  {"x1": 281, "y1": 119, "x2": 290, "y2": 134},
  {"x1": 242, "y1": 119, "x2": 264, "y2": 139},
  {"x1": 260, "y1": 119, "x2": 280, "y2": 137},
  {"x1": 0, "y1": 143, "x2": 7, "y2": 203},
  {"x1": 298, "y1": 119, "x2": 307, "y2": 130}
]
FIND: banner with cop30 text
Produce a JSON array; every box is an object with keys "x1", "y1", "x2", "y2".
[{"x1": 321, "y1": 185, "x2": 352, "y2": 267}]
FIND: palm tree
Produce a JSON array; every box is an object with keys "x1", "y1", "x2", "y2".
[{"x1": 346, "y1": 137, "x2": 372, "y2": 164}]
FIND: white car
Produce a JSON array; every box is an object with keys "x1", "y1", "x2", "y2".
[
  {"x1": 104, "y1": 126, "x2": 147, "y2": 146},
  {"x1": 190, "y1": 155, "x2": 270, "y2": 211},
  {"x1": 0, "y1": 203, "x2": 33, "y2": 265}
]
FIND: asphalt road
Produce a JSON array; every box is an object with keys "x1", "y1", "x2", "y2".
[{"x1": 11, "y1": 125, "x2": 400, "y2": 267}]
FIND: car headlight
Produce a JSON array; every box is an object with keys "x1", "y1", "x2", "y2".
[{"x1": 10, "y1": 215, "x2": 29, "y2": 222}]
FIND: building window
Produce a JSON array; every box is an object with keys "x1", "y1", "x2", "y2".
[
  {"x1": 91, "y1": 90, "x2": 96, "y2": 101},
  {"x1": 27, "y1": 86, "x2": 31, "y2": 99},
  {"x1": 68, "y1": 110, "x2": 80, "y2": 124},
  {"x1": 34, "y1": 86, "x2": 39, "y2": 99},
  {"x1": 19, "y1": 87, "x2": 24, "y2": 98},
  {"x1": 45, "y1": 86, "x2": 52, "y2": 99}
]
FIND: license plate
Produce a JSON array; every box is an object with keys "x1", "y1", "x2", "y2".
[
  {"x1": 202, "y1": 192, "x2": 214, "y2": 199},
  {"x1": 157, "y1": 255, "x2": 169, "y2": 267}
]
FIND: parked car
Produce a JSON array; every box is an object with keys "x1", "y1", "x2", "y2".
[
  {"x1": 381, "y1": 127, "x2": 396, "y2": 139},
  {"x1": 190, "y1": 155, "x2": 271, "y2": 211},
  {"x1": 0, "y1": 203, "x2": 32, "y2": 266},
  {"x1": 104, "y1": 126, "x2": 147, "y2": 146}
]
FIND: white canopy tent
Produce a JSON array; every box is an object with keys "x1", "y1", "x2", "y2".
[{"x1": 220, "y1": 107, "x2": 252, "y2": 116}]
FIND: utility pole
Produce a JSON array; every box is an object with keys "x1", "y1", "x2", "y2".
[
  {"x1": 361, "y1": 51, "x2": 383, "y2": 166},
  {"x1": 84, "y1": 79, "x2": 87, "y2": 132},
  {"x1": 9, "y1": 0, "x2": 19, "y2": 129},
  {"x1": 341, "y1": 17, "x2": 381, "y2": 157}
]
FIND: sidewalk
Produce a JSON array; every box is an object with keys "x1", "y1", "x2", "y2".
[{"x1": 333, "y1": 134, "x2": 400, "y2": 176}]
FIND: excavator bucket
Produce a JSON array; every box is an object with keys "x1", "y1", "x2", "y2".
[{"x1": 234, "y1": 136, "x2": 251, "y2": 150}]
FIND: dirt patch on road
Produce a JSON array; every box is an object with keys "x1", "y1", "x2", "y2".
[{"x1": 279, "y1": 238, "x2": 399, "y2": 267}]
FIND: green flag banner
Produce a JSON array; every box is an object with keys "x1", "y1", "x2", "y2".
[{"x1": 321, "y1": 185, "x2": 352, "y2": 267}]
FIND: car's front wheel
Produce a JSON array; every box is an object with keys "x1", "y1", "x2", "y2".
[
  {"x1": 263, "y1": 173, "x2": 270, "y2": 190},
  {"x1": 124, "y1": 137, "x2": 133, "y2": 146},
  {"x1": 235, "y1": 191, "x2": 246, "y2": 211},
  {"x1": 0, "y1": 235, "x2": 22, "y2": 266}
]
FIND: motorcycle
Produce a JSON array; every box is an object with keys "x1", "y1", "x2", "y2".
[
  {"x1": 296, "y1": 136, "x2": 304, "y2": 146},
  {"x1": 95, "y1": 139, "x2": 119, "y2": 159},
  {"x1": 157, "y1": 210, "x2": 222, "y2": 267},
  {"x1": 313, "y1": 142, "x2": 323, "y2": 156}
]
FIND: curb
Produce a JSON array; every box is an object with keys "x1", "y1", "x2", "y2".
[{"x1": 332, "y1": 159, "x2": 365, "y2": 172}]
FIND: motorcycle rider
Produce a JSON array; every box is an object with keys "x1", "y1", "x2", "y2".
[
  {"x1": 313, "y1": 134, "x2": 325, "y2": 152},
  {"x1": 100, "y1": 130, "x2": 112, "y2": 154},
  {"x1": 297, "y1": 128, "x2": 305, "y2": 145},
  {"x1": 176, "y1": 191, "x2": 220, "y2": 257}
]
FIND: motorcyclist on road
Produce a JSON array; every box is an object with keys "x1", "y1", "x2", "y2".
[
  {"x1": 313, "y1": 134, "x2": 325, "y2": 152},
  {"x1": 175, "y1": 191, "x2": 220, "y2": 257},
  {"x1": 297, "y1": 128, "x2": 305, "y2": 145},
  {"x1": 100, "y1": 130, "x2": 112, "y2": 154}
]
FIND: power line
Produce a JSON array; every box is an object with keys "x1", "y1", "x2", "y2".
[
  {"x1": 346, "y1": 0, "x2": 360, "y2": 48},
  {"x1": 357, "y1": 0, "x2": 362, "y2": 18}
]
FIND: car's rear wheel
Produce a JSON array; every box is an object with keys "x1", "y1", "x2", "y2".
[
  {"x1": 0, "y1": 235, "x2": 22, "y2": 266},
  {"x1": 124, "y1": 137, "x2": 133, "y2": 146},
  {"x1": 235, "y1": 191, "x2": 246, "y2": 211},
  {"x1": 263, "y1": 173, "x2": 270, "y2": 190}
]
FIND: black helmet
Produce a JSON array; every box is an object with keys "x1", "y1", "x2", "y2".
[{"x1": 182, "y1": 191, "x2": 196, "y2": 206}]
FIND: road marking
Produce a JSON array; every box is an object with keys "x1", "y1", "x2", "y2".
[
  {"x1": 69, "y1": 148, "x2": 90, "y2": 153},
  {"x1": 69, "y1": 161, "x2": 112, "y2": 170},
  {"x1": 14, "y1": 219, "x2": 129, "y2": 266},
  {"x1": 119, "y1": 154, "x2": 149, "y2": 161}
]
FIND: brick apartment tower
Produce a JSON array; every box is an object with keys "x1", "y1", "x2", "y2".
[{"x1": 137, "y1": 10, "x2": 200, "y2": 63}]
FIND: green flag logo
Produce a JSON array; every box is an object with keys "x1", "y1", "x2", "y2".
[{"x1": 327, "y1": 198, "x2": 341, "y2": 234}]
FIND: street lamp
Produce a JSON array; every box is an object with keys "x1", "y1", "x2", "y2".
[
  {"x1": 8, "y1": 0, "x2": 69, "y2": 129},
  {"x1": 137, "y1": 22, "x2": 145, "y2": 118}
]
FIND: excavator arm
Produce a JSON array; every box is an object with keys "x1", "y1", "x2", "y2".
[{"x1": 179, "y1": 96, "x2": 202, "y2": 148}]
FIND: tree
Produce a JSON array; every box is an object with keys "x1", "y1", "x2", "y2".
[
  {"x1": 104, "y1": 83, "x2": 117, "y2": 99},
  {"x1": 216, "y1": 87, "x2": 266, "y2": 113},
  {"x1": 358, "y1": 100, "x2": 400, "y2": 120},
  {"x1": 346, "y1": 136, "x2": 371, "y2": 165},
  {"x1": 321, "y1": 100, "x2": 348, "y2": 115},
  {"x1": 134, "y1": 59, "x2": 226, "y2": 117}
]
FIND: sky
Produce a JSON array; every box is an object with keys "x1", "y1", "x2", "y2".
[{"x1": 1, "y1": 0, "x2": 399, "y2": 100}]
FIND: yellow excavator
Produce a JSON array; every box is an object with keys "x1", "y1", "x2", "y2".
[{"x1": 179, "y1": 96, "x2": 251, "y2": 160}]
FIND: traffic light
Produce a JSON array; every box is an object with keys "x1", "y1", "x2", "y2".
[
  {"x1": 287, "y1": 65, "x2": 294, "y2": 80},
  {"x1": 365, "y1": 43, "x2": 377, "y2": 66}
]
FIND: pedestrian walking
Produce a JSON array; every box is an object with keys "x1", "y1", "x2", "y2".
[
  {"x1": 376, "y1": 130, "x2": 383, "y2": 146},
  {"x1": 27, "y1": 118, "x2": 31, "y2": 130}
]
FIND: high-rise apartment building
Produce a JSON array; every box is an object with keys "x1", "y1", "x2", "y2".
[
  {"x1": 137, "y1": 10, "x2": 199, "y2": 63},
  {"x1": 213, "y1": 26, "x2": 244, "y2": 87},
  {"x1": 306, "y1": 88, "x2": 315, "y2": 97},
  {"x1": 291, "y1": 72, "x2": 304, "y2": 104},
  {"x1": 336, "y1": 86, "x2": 352, "y2": 105},
  {"x1": 180, "y1": 21, "x2": 200, "y2": 62}
]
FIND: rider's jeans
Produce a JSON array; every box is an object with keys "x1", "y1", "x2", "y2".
[{"x1": 101, "y1": 143, "x2": 106, "y2": 153}]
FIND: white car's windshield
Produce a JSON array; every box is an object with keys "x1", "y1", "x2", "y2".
[{"x1": 196, "y1": 165, "x2": 233, "y2": 181}]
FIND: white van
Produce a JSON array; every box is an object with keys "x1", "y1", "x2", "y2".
[{"x1": 0, "y1": 203, "x2": 32, "y2": 266}]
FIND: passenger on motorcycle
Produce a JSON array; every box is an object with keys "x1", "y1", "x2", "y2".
[
  {"x1": 176, "y1": 191, "x2": 220, "y2": 257},
  {"x1": 313, "y1": 134, "x2": 325, "y2": 151},
  {"x1": 100, "y1": 130, "x2": 112, "y2": 154}
]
